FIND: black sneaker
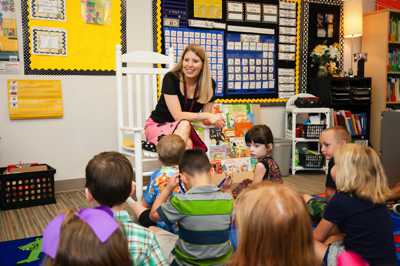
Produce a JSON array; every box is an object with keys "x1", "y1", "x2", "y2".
[{"x1": 142, "y1": 140, "x2": 156, "y2": 152}]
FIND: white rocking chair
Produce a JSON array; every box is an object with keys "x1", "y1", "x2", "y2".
[{"x1": 115, "y1": 45, "x2": 174, "y2": 201}]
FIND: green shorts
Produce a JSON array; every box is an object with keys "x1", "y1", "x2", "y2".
[{"x1": 306, "y1": 196, "x2": 328, "y2": 225}]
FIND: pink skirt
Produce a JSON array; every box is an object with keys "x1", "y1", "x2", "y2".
[{"x1": 144, "y1": 118, "x2": 180, "y2": 145}]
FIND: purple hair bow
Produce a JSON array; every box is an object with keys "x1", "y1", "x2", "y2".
[{"x1": 42, "y1": 207, "x2": 118, "y2": 259}]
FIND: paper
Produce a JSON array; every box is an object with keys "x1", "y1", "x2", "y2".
[
  {"x1": 194, "y1": 0, "x2": 222, "y2": 19},
  {"x1": 31, "y1": 0, "x2": 66, "y2": 21},
  {"x1": 0, "y1": 0, "x2": 19, "y2": 73},
  {"x1": 31, "y1": 27, "x2": 67, "y2": 56},
  {"x1": 8, "y1": 79, "x2": 63, "y2": 119}
]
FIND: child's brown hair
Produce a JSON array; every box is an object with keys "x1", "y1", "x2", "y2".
[
  {"x1": 42, "y1": 209, "x2": 132, "y2": 266},
  {"x1": 85, "y1": 151, "x2": 133, "y2": 207},
  {"x1": 229, "y1": 182, "x2": 317, "y2": 266},
  {"x1": 157, "y1": 135, "x2": 186, "y2": 166},
  {"x1": 245, "y1": 125, "x2": 274, "y2": 153}
]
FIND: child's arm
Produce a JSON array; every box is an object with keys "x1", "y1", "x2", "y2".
[
  {"x1": 149, "y1": 175, "x2": 179, "y2": 222},
  {"x1": 313, "y1": 218, "x2": 340, "y2": 242},
  {"x1": 253, "y1": 162, "x2": 266, "y2": 183}
]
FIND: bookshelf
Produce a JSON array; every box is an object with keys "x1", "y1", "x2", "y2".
[
  {"x1": 363, "y1": 9, "x2": 400, "y2": 151},
  {"x1": 308, "y1": 77, "x2": 371, "y2": 145}
]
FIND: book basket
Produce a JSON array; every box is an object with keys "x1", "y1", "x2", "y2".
[
  {"x1": 0, "y1": 164, "x2": 56, "y2": 210},
  {"x1": 299, "y1": 153, "x2": 324, "y2": 168},
  {"x1": 303, "y1": 124, "x2": 326, "y2": 139}
]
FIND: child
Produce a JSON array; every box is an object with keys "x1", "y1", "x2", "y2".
[
  {"x1": 150, "y1": 149, "x2": 234, "y2": 266},
  {"x1": 228, "y1": 182, "x2": 317, "y2": 266},
  {"x1": 85, "y1": 151, "x2": 168, "y2": 266},
  {"x1": 42, "y1": 208, "x2": 132, "y2": 266},
  {"x1": 244, "y1": 124, "x2": 282, "y2": 183},
  {"x1": 320, "y1": 126, "x2": 350, "y2": 197},
  {"x1": 314, "y1": 144, "x2": 396, "y2": 266},
  {"x1": 303, "y1": 126, "x2": 350, "y2": 224},
  {"x1": 129, "y1": 135, "x2": 186, "y2": 231}
]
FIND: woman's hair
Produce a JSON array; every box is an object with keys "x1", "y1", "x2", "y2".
[
  {"x1": 229, "y1": 182, "x2": 317, "y2": 266},
  {"x1": 42, "y1": 209, "x2": 132, "y2": 266},
  {"x1": 245, "y1": 124, "x2": 274, "y2": 151},
  {"x1": 171, "y1": 44, "x2": 213, "y2": 104},
  {"x1": 334, "y1": 143, "x2": 391, "y2": 204}
]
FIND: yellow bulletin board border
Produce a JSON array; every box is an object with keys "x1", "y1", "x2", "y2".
[
  {"x1": 21, "y1": 0, "x2": 127, "y2": 75},
  {"x1": 152, "y1": 0, "x2": 301, "y2": 104}
]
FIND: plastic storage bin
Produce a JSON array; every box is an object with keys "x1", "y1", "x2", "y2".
[
  {"x1": 303, "y1": 124, "x2": 326, "y2": 139},
  {"x1": 299, "y1": 153, "x2": 324, "y2": 168},
  {"x1": 0, "y1": 164, "x2": 56, "y2": 210},
  {"x1": 273, "y1": 138, "x2": 291, "y2": 176}
]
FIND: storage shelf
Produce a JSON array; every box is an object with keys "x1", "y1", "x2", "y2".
[
  {"x1": 387, "y1": 71, "x2": 400, "y2": 75},
  {"x1": 293, "y1": 166, "x2": 327, "y2": 171},
  {"x1": 389, "y1": 41, "x2": 400, "y2": 45},
  {"x1": 295, "y1": 138, "x2": 320, "y2": 142}
]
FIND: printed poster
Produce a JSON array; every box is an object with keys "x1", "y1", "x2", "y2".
[{"x1": 0, "y1": 0, "x2": 19, "y2": 73}]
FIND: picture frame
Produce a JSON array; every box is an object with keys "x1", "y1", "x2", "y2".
[{"x1": 299, "y1": 0, "x2": 344, "y2": 92}]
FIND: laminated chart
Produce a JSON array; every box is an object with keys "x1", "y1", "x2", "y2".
[
  {"x1": 8, "y1": 80, "x2": 63, "y2": 119},
  {"x1": 164, "y1": 27, "x2": 225, "y2": 96},
  {"x1": 225, "y1": 26, "x2": 276, "y2": 98}
]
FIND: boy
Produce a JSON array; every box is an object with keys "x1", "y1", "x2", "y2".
[
  {"x1": 150, "y1": 149, "x2": 234, "y2": 266},
  {"x1": 320, "y1": 126, "x2": 351, "y2": 197},
  {"x1": 85, "y1": 151, "x2": 168, "y2": 266},
  {"x1": 129, "y1": 134, "x2": 186, "y2": 231}
]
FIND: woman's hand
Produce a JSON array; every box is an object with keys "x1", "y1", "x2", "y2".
[{"x1": 207, "y1": 113, "x2": 225, "y2": 127}]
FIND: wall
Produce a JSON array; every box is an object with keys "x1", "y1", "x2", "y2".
[
  {"x1": 0, "y1": 1, "x2": 153, "y2": 180},
  {"x1": 2, "y1": 1, "x2": 373, "y2": 180}
]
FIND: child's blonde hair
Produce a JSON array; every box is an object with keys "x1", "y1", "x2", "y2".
[
  {"x1": 334, "y1": 143, "x2": 391, "y2": 204},
  {"x1": 323, "y1": 126, "x2": 351, "y2": 144},
  {"x1": 157, "y1": 135, "x2": 186, "y2": 166},
  {"x1": 229, "y1": 182, "x2": 317, "y2": 266}
]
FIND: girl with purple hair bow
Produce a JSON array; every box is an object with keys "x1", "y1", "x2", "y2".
[{"x1": 41, "y1": 207, "x2": 132, "y2": 266}]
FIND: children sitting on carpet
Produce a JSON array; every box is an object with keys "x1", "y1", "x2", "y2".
[
  {"x1": 85, "y1": 151, "x2": 168, "y2": 266},
  {"x1": 303, "y1": 126, "x2": 350, "y2": 224},
  {"x1": 128, "y1": 135, "x2": 186, "y2": 232},
  {"x1": 313, "y1": 144, "x2": 396, "y2": 266},
  {"x1": 228, "y1": 182, "x2": 318, "y2": 266},
  {"x1": 41, "y1": 207, "x2": 132, "y2": 266},
  {"x1": 150, "y1": 149, "x2": 234, "y2": 266}
]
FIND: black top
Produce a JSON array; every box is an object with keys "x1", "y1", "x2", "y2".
[
  {"x1": 324, "y1": 192, "x2": 396, "y2": 266},
  {"x1": 150, "y1": 72, "x2": 216, "y2": 123},
  {"x1": 325, "y1": 159, "x2": 336, "y2": 189}
]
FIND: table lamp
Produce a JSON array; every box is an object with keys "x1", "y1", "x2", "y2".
[{"x1": 344, "y1": 0, "x2": 363, "y2": 77}]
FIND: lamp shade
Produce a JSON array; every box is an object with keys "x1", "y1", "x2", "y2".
[{"x1": 344, "y1": 0, "x2": 363, "y2": 38}]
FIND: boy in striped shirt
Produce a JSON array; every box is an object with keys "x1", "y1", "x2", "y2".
[{"x1": 150, "y1": 149, "x2": 234, "y2": 266}]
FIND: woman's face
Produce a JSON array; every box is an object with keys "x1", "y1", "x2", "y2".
[{"x1": 182, "y1": 51, "x2": 203, "y2": 80}]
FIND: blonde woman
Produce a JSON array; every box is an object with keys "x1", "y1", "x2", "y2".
[
  {"x1": 229, "y1": 182, "x2": 318, "y2": 266},
  {"x1": 145, "y1": 44, "x2": 224, "y2": 149},
  {"x1": 314, "y1": 144, "x2": 396, "y2": 266}
]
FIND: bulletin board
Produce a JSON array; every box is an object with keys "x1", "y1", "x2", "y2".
[
  {"x1": 21, "y1": 0, "x2": 127, "y2": 75},
  {"x1": 153, "y1": 0, "x2": 301, "y2": 104},
  {"x1": 8, "y1": 80, "x2": 63, "y2": 120}
]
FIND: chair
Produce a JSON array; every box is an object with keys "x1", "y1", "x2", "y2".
[{"x1": 115, "y1": 45, "x2": 174, "y2": 201}]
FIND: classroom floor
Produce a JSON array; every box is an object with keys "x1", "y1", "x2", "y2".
[{"x1": 0, "y1": 173, "x2": 324, "y2": 242}]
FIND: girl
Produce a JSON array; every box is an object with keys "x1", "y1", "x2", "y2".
[
  {"x1": 229, "y1": 182, "x2": 318, "y2": 266},
  {"x1": 314, "y1": 144, "x2": 396, "y2": 266},
  {"x1": 245, "y1": 124, "x2": 283, "y2": 183},
  {"x1": 145, "y1": 44, "x2": 224, "y2": 149},
  {"x1": 42, "y1": 208, "x2": 132, "y2": 266}
]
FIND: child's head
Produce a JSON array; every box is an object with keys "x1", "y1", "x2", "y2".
[
  {"x1": 179, "y1": 149, "x2": 211, "y2": 186},
  {"x1": 85, "y1": 151, "x2": 133, "y2": 207},
  {"x1": 245, "y1": 125, "x2": 274, "y2": 159},
  {"x1": 320, "y1": 126, "x2": 350, "y2": 160},
  {"x1": 42, "y1": 208, "x2": 131, "y2": 266},
  {"x1": 230, "y1": 182, "x2": 316, "y2": 266},
  {"x1": 157, "y1": 134, "x2": 186, "y2": 166},
  {"x1": 334, "y1": 143, "x2": 391, "y2": 204}
]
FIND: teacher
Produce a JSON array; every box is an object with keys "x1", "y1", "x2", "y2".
[{"x1": 144, "y1": 44, "x2": 225, "y2": 149}]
